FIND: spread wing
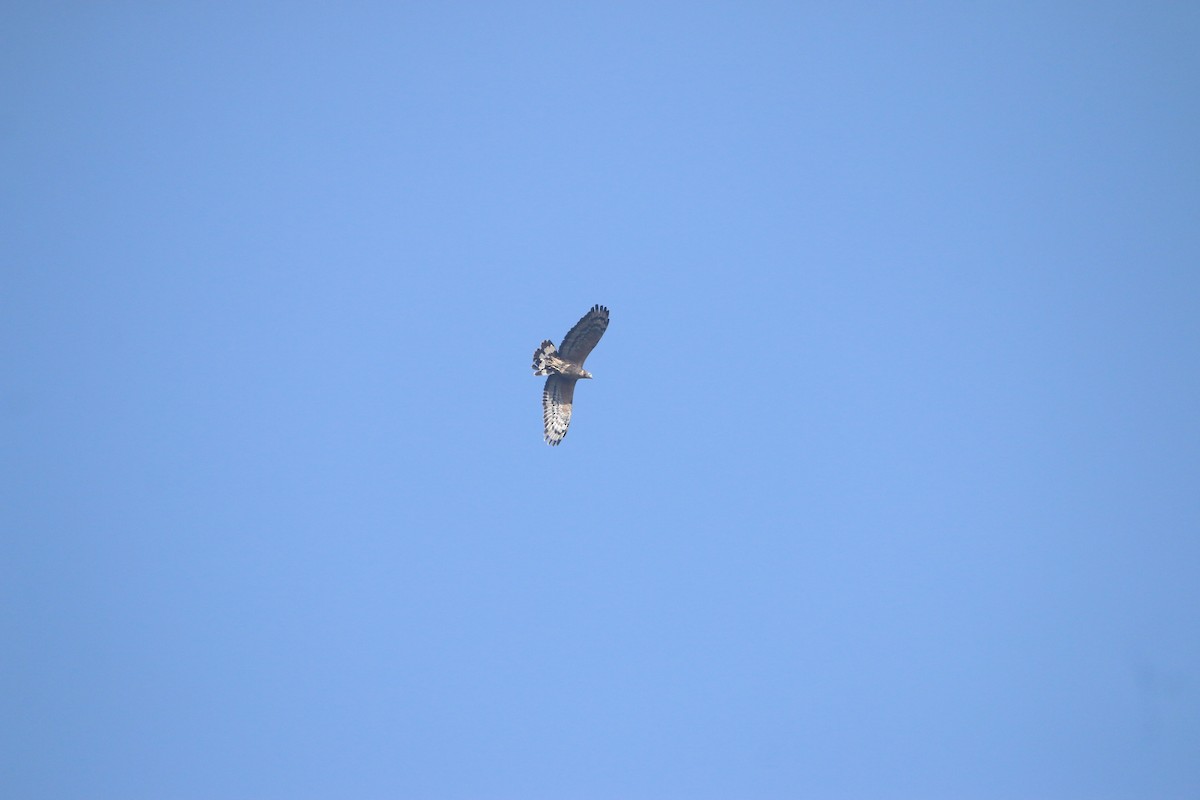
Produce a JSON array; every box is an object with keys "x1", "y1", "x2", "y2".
[
  {"x1": 558, "y1": 304, "x2": 609, "y2": 365},
  {"x1": 542, "y1": 375, "x2": 576, "y2": 446}
]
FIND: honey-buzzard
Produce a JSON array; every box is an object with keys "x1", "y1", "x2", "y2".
[{"x1": 531, "y1": 304, "x2": 609, "y2": 445}]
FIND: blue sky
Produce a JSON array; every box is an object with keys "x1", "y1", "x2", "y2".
[{"x1": 3, "y1": 3, "x2": 1199, "y2": 798}]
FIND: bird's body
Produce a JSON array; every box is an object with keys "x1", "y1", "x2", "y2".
[{"x1": 532, "y1": 305, "x2": 609, "y2": 445}]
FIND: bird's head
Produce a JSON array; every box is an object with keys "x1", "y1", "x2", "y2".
[{"x1": 581, "y1": 370, "x2": 594, "y2": 379}]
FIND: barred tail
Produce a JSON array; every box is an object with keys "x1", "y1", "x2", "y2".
[{"x1": 532, "y1": 340, "x2": 557, "y2": 376}]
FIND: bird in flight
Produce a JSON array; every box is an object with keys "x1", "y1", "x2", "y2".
[{"x1": 532, "y1": 304, "x2": 609, "y2": 445}]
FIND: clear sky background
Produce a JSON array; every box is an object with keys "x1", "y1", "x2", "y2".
[{"x1": 3, "y1": 3, "x2": 1199, "y2": 798}]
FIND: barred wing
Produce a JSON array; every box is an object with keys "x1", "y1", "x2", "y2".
[
  {"x1": 542, "y1": 375, "x2": 576, "y2": 446},
  {"x1": 558, "y1": 304, "x2": 609, "y2": 365}
]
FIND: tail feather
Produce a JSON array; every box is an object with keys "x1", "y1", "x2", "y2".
[{"x1": 532, "y1": 340, "x2": 557, "y2": 376}]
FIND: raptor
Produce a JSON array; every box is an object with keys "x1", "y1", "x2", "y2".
[{"x1": 531, "y1": 304, "x2": 609, "y2": 445}]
